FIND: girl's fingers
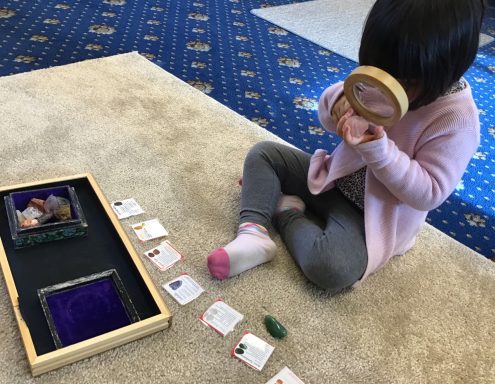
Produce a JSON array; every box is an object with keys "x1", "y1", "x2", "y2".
[
  {"x1": 337, "y1": 112, "x2": 349, "y2": 136},
  {"x1": 374, "y1": 125, "x2": 385, "y2": 139},
  {"x1": 336, "y1": 116, "x2": 344, "y2": 136},
  {"x1": 343, "y1": 125, "x2": 355, "y2": 144}
]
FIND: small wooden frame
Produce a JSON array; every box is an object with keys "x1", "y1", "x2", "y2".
[{"x1": 0, "y1": 174, "x2": 171, "y2": 376}]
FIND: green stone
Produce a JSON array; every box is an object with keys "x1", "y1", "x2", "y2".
[{"x1": 264, "y1": 315, "x2": 288, "y2": 339}]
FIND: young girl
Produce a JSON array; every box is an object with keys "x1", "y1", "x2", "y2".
[{"x1": 207, "y1": 0, "x2": 485, "y2": 294}]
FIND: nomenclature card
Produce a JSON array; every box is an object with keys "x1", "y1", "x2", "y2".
[
  {"x1": 266, "y1": 367, "x2": 305, "y2": 384},
  {"x1": 200, "y1": 300, "x2": 243, "y2": 336},
  {"x1": 231, "y1": 332, "x2": 274, "y2": 371},
  {"x1": 131, "y1": 218, "x2": 168, "y2": 242},
  {"x1": 111, "y1": 198, "x2": 144, "y2": 219},
  {"x1": 144, "y1": 240, "x2": 184, "y2": 271},
  {"x1": 162, "y1": 274, "x2": 204, "y2": 305}
]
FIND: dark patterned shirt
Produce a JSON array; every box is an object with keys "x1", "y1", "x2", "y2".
[
  {"x1": 335, "y1": 166, "x2": 366, "y2": 210},
  {"x1": 443, "y1": 79, "x2": 466, "y2": 96}
]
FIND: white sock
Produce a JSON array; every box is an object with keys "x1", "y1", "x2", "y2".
[
  {"x1": 275, "y1": 194, "x2": 306, "y2": 214},
  {"x1": 207, "y1": 223, "x2": 276, "y2": 279}
]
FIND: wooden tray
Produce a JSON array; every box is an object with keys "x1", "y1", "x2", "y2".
[{"x1": 0, "y1": 174, "x2": 171, "y2": 376}]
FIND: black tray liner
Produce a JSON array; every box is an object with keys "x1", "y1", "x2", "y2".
[{"x1": 0, "y1": 177, "x2": 160, "y2": 355}]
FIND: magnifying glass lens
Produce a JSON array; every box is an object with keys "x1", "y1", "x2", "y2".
[{"x1": 353, "y1": 81, "x2": 396, "y2": 119}]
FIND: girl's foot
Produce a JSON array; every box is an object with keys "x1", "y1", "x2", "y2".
[
  {"x1": 275, "y1": 194, "x2": 305, "y2": 214},
  {"x1": 207, "y1": 223, "x2": 276, "y2": 280}
]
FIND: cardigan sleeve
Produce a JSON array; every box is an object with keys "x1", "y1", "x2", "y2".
[
  {"x1": 318, "y1": 82, "x2": 345, "y2": 134},
  {"x1": 354, "y1": 112, "x2": 480, "y2": 211}
]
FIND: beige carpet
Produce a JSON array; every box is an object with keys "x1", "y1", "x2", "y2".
[
  {"x1": 0, "y1": 53, "x2": 494, "y2": 383},
  {"x1": 251, "y1": 0, "x2": 495, "y2": 62}
]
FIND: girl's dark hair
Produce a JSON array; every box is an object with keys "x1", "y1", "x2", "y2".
[{"x1": 359, "y1": 0, "x2": 486, "y2": 110}]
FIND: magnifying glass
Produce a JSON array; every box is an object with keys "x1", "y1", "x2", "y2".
[{"x1": 343, "y1": 66, "x2": 409, "y2": 126}]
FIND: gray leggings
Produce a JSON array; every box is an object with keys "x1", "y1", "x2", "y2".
[{"x1": 240, "y1": 141, "x2": 368, "y2": 294}]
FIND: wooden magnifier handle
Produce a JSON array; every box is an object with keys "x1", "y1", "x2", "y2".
[{"x1": 343, "y1": 66, "x2": 409, "y2": 126}]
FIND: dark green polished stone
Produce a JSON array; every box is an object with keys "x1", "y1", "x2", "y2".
[{"x1": 264, "y1": 315, "x2": 288, "y2": 339}]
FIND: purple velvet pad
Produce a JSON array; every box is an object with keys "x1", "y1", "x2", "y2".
[{"x1": 44, "y1": 277, "x2": 133, "y2": 347}]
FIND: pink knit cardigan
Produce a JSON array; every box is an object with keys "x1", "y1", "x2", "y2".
[{"x1": 308, "y1": 81, "x2": 480, "y2": 281}]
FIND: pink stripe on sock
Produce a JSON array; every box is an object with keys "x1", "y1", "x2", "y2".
[
  {"x1": 238, "y1": 223, "x2": 267, "y2": 235},
  {"x1": 207, "y1": 248, "x2": 230, "y2": 280}
]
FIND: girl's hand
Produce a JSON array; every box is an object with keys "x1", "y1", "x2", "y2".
[
  {"x1": 336, "y1": 110, "x2": 384, "y2": 146},
  {"x1": 331, "y1": 94, "x2": 352, "y2": 123}
]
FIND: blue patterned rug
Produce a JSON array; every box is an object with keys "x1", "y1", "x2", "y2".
[{"x1": 1, "y1": 0, "x2": 494, "y2": 259}]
